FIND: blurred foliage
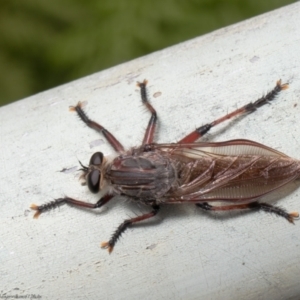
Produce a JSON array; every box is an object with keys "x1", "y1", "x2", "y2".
[{"x1": 0, "y1": 0, "x2": 296, "y2": 106}]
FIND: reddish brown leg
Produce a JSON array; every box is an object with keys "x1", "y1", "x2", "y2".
[
  {"x1": 101, "y1": 204, "x2": 160, "y2": 253},
  {"x1": 196, "y1": 201, "x2": 299, "y2": 223},
  {"x1": 179, "y1": 80, "x2": 288, "y2": 143},
  {"x1": 70, "y1": 103, "x2": 124, "y2": 152},
  {"x1": 31, "y1": 194, "x2": 114, "y2": 218},
  {"x1": 137, "y1": 80, "x2": 158, "y2": 145}
]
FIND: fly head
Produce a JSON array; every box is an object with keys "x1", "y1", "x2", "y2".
[{"x1": 80, "y1": 152, "x2": 104, "y2": 193}]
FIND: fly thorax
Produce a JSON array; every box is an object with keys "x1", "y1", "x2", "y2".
[{"x1": 105, "y1": 151, "x2": 176, "y2": 201}]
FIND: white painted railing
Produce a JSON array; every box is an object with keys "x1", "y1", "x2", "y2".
[{"x1": 1, "y1": 2, "x2": 300, "y2": 299}]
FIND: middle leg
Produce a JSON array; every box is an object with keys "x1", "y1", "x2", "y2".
[
  {"x1": 137, "y1": 80, "x2": 158, "y2": 145},
  {"x1": 101, "y1": 203, "x2": 160, "y2": 253}
]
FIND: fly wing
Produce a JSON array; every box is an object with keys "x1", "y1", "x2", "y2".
[
  {"x1": 152, "y1": 139, "x2": 290, "y2": 158},
  {"x1": 174, "y1": 174, "x2": 298, "y2": 203},
  {"x1": 152, "y1": 139, "x2": 300, "y2": 203}
]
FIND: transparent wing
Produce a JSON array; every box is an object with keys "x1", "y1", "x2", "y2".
[
  {"x1": 152, "y1": 139, "x2": 290, "y2": 158},
  {"x1": 152, "y1": 139, "x2": 299, "y2": 203}
]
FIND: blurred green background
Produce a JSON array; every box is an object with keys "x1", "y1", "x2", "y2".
[{"x1": 0, "y1": 0, "x2": 296, "y2": 106}]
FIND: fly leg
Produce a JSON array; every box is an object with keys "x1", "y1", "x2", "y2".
[
  {"x1": 179, "y1": 80, "x2": 289, "y2": 143},
  {"x1": 101, "y1": 204, "x2": 160, "y2": 253},
  {"x1": 196, "y1": 201, "x2": 299, "y2": 223},
  {"x1": 31, "y1": 194, "x2": 114, "y2": 218},
  {"x1": 69, "y1": 103, "x2": 124, "y2": 152},
  {"x1": 137, "y1": 80, "x2": 158, "y2": 145}
]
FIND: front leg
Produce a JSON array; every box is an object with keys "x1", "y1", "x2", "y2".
[
  {"x1": 69, "y1": 102, "x2": 124, "y2": 152},
  {"x1": 31, "y1": 194, "x2": 114, "y2": 218},
  {"x1": 101, "y1": 204, "x2": 160, "y2": 253}
]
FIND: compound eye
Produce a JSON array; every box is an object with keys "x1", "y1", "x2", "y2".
[
  {"x1": 89, "y1": 152, "x2": 103, "y2": 166},
  {"x1": 87, "y1": 169, "x2": 100, "y2": 193}
]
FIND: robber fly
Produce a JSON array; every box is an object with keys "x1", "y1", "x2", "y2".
[{"x1": 31, "y1": 79, "x2": 299, "y2": 253}]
